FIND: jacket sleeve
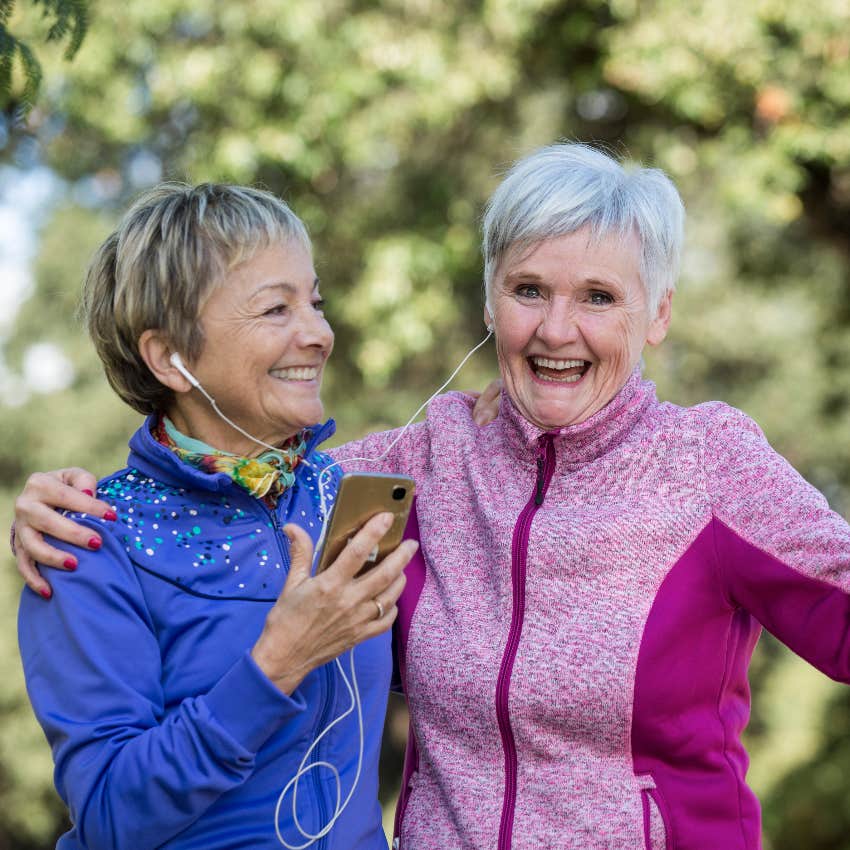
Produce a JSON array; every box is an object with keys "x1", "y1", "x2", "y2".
[
  {"x1": 705, "y1": 405, "x2": 850, "y2": 681},
  {"x1": 18, "y1": 518, "x2": 306, "y2": 850},
  {"x1": 325, "y1": 389, "x2": 487, "y2": 478},
  {"x1": 327, "y1": 420, "x2": 430, "y2": 477}
]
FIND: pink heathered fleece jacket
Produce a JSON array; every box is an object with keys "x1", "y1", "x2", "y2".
[{"x1": 332, "y1": 368, "x2": 850, "y2": 850}]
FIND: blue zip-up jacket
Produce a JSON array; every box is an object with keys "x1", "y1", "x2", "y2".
[{"x1": 18, "y1": 417, "x2": 392, "y2": 850}]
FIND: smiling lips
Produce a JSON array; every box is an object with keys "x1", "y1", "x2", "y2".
[
  {"x1": 529, "y1": 356, "x2": 590, "y2": 383},
  {"x1": 269, "y1": 366, "x2": 321, "y2": 381}
]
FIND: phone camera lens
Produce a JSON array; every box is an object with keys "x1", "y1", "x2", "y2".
[{"x1": 392, "y1": 486, "x2": 407, "y2": 501}]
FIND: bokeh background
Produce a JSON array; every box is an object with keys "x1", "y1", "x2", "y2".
[{"x1": 1, "y1": 1, "x2": 850, "y2": 847}]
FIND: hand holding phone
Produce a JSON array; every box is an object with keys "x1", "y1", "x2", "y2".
[
  {"x1": 254, "y1": 513, "x2": 417, "y2": 695},
  {"x1": 315, "y1": 473, "x2": 415, "y2": 574}
]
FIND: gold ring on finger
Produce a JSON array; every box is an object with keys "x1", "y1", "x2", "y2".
[{"x1": 373, "y1": 598, "x2": 385, "y2": 620}]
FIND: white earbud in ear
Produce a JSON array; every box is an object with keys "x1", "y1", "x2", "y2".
[
  {"x1": 486, "y1": 324, "x2": 494, "y2": 333},
  {"x1": 170, "y1": 352, "x2": 201, "y2": 388}
]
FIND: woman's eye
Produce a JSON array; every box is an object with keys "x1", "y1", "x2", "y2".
[
  {"x1": 589, "y1": 291, "x2": 613, "y2": 306},
  {"x1": 264, "y1": 304, "x2": 288, "y2": 316},
  {"x1": 516, "y1": 284, "x2": 542, "y2": 299},
  {"x1": 313, "y1": 299, "x2": 325, "y2": 313}
]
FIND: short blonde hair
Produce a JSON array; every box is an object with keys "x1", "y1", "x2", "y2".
[{"x1": 81, "y1": 183, "x2": 311, "y2": 414}]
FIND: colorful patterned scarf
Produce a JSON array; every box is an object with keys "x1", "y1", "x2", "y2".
[{"x1": 154, "y1": 417, "x2": 308, "y2": 508}]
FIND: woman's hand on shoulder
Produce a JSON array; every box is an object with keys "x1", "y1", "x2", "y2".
[
  {"x1": 469, "y1": 378, "x2": 502, "y2": 425},
  {"x1": 251, "y1": 514, "x2": 417, "y2": 695},
  {"x1": 12, "y1": 468, "x2": 116, "y2": 598}
]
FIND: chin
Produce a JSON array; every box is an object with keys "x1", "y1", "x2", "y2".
[
  {"x1": 300, "y1": 405, "x2": 325, "y2": 431},
  {"x1": 536, "y1": 400, "x2": 599, "y2": 429}
]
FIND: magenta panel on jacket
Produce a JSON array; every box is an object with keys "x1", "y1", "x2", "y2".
[
  {"x1": 394, "y1": 501, "x2": 426, "y2": 840},
  {"x1": 634, "y1": 515, "x2": 850, "y2": 849},
  {"x1": 632, "y1": 520, "x2": 762, "y2": 850}
]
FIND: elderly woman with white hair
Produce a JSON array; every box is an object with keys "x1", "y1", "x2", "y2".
[{"x1": 14, "y1": 143, "x2": 850, "y2": 850}]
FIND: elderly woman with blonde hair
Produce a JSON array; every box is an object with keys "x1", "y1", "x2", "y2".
[
  {"x1": 14, "y1": 183, "x2": 418, "y2": 850},
  {"x1": 15, "y1": 144, "x2": 850, "y2": 850}
]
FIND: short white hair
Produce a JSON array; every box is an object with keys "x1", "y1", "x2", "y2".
[{"x1": 482, "y1": 143, "x2": 685, "y2": 315}]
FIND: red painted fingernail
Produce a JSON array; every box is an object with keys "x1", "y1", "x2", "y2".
[
  {"x1": 82, "y1": 489, "x2": 94, "y2": 497},
  {"x1": 63, "y1": 558, "x2": 77, "y2": 570},
  {"x1": 103, "y1": 509, "x2": 117, "y2": 521},
  {"x1": 88, "y1": 537, "x2": 102, "y2": 550},
  {"x1": 39, "y1": 588, "x2": 52, "y2": 600}
]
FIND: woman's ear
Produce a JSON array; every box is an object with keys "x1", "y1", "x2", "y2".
[
  {"x1": 138, "y1": 330, "x2": 194, "y2": 393},
  {"x1": 483, "y1": 305, "x2": 494, "y2": 334},
  {"x1": 646, "y1": 291, "x2": 673, "y2": 347}
]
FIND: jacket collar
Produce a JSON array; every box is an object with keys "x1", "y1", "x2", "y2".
[
  {"x1": 499, "y1": 366, "x2": 656, "y2": 465},
  {"x1": 127, "y1": 415, "x2": 337, "y2": 494}
]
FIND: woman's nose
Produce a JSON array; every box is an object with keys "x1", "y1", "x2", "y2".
[
  {"x1": 295, "y1": 305, "x2": 334, "y2": 349},
  {"x1": 537, "y1": 298, "x2": 580, "y2": 347}
]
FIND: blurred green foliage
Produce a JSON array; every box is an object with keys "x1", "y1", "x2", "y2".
[
  {"x1": 0, "y1": 0, "x2": 89, "y2": 111},
  {"x1": 1, "y1": 0, "x2": 850, "y2": 846}
]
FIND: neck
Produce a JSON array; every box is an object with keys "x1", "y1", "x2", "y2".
[{"x1": 165, "y1": 401, "x2": 297, "y2": 457}]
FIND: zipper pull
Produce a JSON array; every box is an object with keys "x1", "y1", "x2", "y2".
[{"x1": 535, "y1": 455, "x2": 545, "y2": 506}]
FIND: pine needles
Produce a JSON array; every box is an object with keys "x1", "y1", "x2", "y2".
[{"x1": 0, "y1": 0, "x2": 89, "y2": 113}]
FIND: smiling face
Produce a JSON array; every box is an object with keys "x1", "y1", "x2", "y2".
[
  {"x1": 168, "y1": 239, "x2": 333, "y2": 454},
  {"x1": 485, "y1": 227, "x2": 671, "y2": 431}
]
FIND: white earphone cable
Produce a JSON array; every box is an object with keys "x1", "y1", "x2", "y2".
[
  {"x1": 309, "y1": 329, "x2": 494, "y2": 551},
  {"x1": 171, "y1": 332, "x2": 494, "y2": 847}
]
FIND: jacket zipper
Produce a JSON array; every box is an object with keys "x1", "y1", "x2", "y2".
[
  {"x1": 495, "y1": 434, "x2": 556, "y2": 850},
  {"x1": 265, "y1": 497, "x2": 333, "y2": 850},
  {"x1": 312, "y1": 666, "x2": 335, "y2": 850}
]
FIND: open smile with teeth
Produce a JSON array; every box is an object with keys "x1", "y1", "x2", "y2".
[
  {"x1": 528, "y1": 356, "x2": 590, "y2": 383},
  {"x1": 270, "y1": 366, "x2": 321, "y2": 381}
]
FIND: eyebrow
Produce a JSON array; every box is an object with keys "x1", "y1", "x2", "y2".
[
  {"x1": 251, "y1": 278, "x2": 321, "y2": 298},
  {"x1": 502, "y1": 270, "x2": 623, "y2": 289},
  {"x1": 503, "y1": 270, "x2": 543, "y2": 283}
]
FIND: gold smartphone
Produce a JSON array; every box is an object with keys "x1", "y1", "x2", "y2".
[{"x1": 314, "y1": 472, "x2": 416, "y2": 575}]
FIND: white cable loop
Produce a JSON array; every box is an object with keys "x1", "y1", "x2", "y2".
[{"x1": 274, "y1": 650, "x2": 363, "y2": 848}]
